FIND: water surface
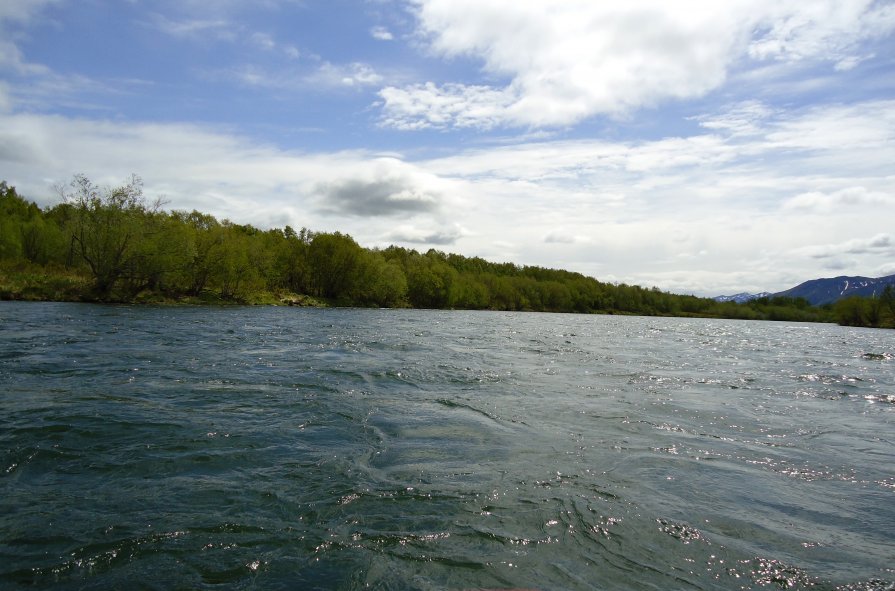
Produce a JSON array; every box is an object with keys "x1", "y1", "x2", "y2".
[{"x1": 1, "y1": 303, "x2": 893, "y2": 589}]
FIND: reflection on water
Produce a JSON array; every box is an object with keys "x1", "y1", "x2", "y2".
[{"x1": 1, "y1": 303, "x2": 893, "y2": 589}]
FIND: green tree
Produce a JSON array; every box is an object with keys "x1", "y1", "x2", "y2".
[
  {"x1": 351, "y1": 250, "x2": 407, "y2": 307},
  {"x1": 124, "y1": 210, "x2": 192, "y2": 293},
  {"x1": 270, "y1": 226, "x2": 313, "y2": 295},
  {"x1": 175, "y1": 210, "x2": 223, "y2": 295},
  {"x1": 834, "y1": 296, "x2": 869, "y2": 327},
  {"x1": 59, "y1": 174, "x2": 161, "y2": 298},
  {"x1": 0, "y1": 183, "x2": 25, "y2": 260},
  {"x1": 407, "y1": 256, "x2": 456, "y2": 308},
  {"x1": 452, "y1": 274, "x2": 490, "y2": 309},
  {"x1": 210, "y1": 223, "x2": 268, "y2": 300},
  {"x1": 308, "y1": 232, "x2": 362, "y2": 299},
  {"x1": 0, "y1": 182, "x2": 50, "y2": 261},
  {"x1": 881, "y1": 284, "x2": 895, "y2": 316}
]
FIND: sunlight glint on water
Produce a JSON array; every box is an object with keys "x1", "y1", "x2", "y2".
[{"x1": 1, "y1": 303, "x2": 893, "y2": 590}]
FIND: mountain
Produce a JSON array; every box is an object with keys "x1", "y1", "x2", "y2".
[
  {"x1": 774, "y1": 274, "x2": 895, "y2": 306},
  {"x1": 714, "y1": 274, "x2": 895, "y2": 306},
  {"x1": 713, "y1": 292, "x2": 772, "y2": 304}
]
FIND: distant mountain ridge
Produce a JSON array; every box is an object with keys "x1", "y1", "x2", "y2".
[
  {"x1": 714, "y1": 292, "x2": 772, "y2": 304},
  {"x1": 775, "y1": 274, "x2": 895, "y2": 306},
  {"x1": 715, "y1": 274, "x2": 895, "y2": 306}
]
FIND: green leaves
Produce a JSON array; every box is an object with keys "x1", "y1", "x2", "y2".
[{"x1": 1, "y1": 174, "x2": 889, "y2": 327}]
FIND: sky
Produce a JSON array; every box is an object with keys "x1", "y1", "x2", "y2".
[{"x1": 1, "y1": 0, "x2": 894, "y2": 296}]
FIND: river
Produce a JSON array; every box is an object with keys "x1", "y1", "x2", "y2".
[{"x1": 1, "y1": 303, "x2": 892, "y2": 590}]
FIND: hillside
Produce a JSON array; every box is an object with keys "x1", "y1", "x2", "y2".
[
  {"x1": 775, "y1": 274, "x2": 895, "y2": 306},
  {"x1": 715, "y1": 275, "x2": 895, "y2": 306}
]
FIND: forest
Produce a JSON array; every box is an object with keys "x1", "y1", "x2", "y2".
[{"x1": 1, "y1": 176, "x2": 892, "y2": 328}]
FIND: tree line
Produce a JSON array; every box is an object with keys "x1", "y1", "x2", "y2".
[{"x1": 1, "y1": 176, "x2": 891, "y2": 327}]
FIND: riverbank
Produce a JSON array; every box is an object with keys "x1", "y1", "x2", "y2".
[
  {"x1": 4, "y1": 260, "x2": 892, "y2": 328},
  {"x1": 0, "y1": 262, "x2": 326, "y2": 307}
]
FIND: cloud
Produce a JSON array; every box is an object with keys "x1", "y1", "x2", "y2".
[
  {"x1": 0, "y1": 0, "x2": 60, "y2": 75},
  {"x1": 315, "y1": 162, "x2": 442, "y2": 217},
  {"x1": 783, "y1": 186, "x2": 895, "y2": 213},
  {"x1": 221, "y1": 61, "x2": 382, "y2": 92},
  {"x1": 250, "y1": 31, "x2": 277, "y2": 51},
  {"x1": 248, "y1": 31, "x2": 300, "y2": 58},
  {"x1": 746, "y1": 1, "x2": 895, "y2": 62},
  {"x1": 1, "y1": 97, "x2": 894, "y2": 296},
  {"x1": 0, "y1": 0, "x2": 61, "y2": 23},
  {"x1": 694, "y1": 101, "x2": 777, "y2": 136},
  {"x1": 310, "y1": 62, "x2": 383, "y2": 88},
  {"x1": 147, "y1": 13, "x2": 234, "y2": 40},
  {"x1": 371, "y1": 26, "x2": 394, "y2": 41},
  {"x1": 380, "y1": 0, "x2": 895, "y2": 129},
  {"x1": 834, "y1": 53, "x2": 874, "y2": 71},
  {"x1": 147, "y1": 13, "x2": 303, "y2": 61},
  {"x1": 765, "y1": 101, "x2": 895, "y2": 151},
  {"x1": 544, "y1": 230, "x2": 592, "y2": 245},
  {"x1": 794, "y1": 234, "x2": 894, "y2": 260},
  {"x1": 387, "y1": 225, "x2": 463, "y2": 245},
  {"x1": 379, "y1": 83, "x2": 513, "y2": 130},
  {"x1": 0, "y1": 82, "x2": 11, "y2": 112}
]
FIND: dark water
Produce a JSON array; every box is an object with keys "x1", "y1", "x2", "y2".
[{"x1": 1, "y1": 303, "x2": 893, "y2": 590}]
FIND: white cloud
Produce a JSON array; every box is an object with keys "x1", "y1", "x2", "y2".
[
  {"x1": 1, "y1": 98, "x2": 894, "y2": 295},
  {"x1": 783, "y1": 186, "x2": 895, "y2": 213},
  {"x1": 834, "y1": 53, "x2": 874, "y2": 71},
  {"x1": 223, "y1": 61, "x2": 382, "y2": 91},
  {"x1": 544, "y1": 231, "x2": 592, "y2": 245},
  {"x1": 148, "y1": 13, "x2": 234, "y2": 40},
  {"x1": 0, "y1": 0, "x2": 58, "y2": 76},
  {"x1": 311, "y1": 62, "x2": 383, "y2": 88},
  {"x1": 250, "y1": 31, "x2": 277, "y2": 51},
  {"x1": 0, "y1": 0, "x2": 61, "y2": 23},
  {"x1": 694, "y1": 101, "x2": 777, "y2": 136},
  {"x1": 379, "y1": 82, "x2": 513, "y2": 130},
  {"x1": 793, "y1": 234, "x2": 895, "y2": 260},
  {"x1": 371, "y1": 26, "x2": 394, "y2": 41},
  {"x1": 0, "y1": 81, "x2": 12, "y2": 112},
  {"x1": 746, "y1": 1, "x2": 895, "y2": 62},
  {"x1": 380, "y1": 0, "x2": 895, "y2": 129},
  {"x1": 248, "y1": 31, "x2": 300, "y2": 58}
]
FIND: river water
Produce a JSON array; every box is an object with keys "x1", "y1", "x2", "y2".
[{"x1": 1, "y1": 303, "x2": 892, "y2": 590}]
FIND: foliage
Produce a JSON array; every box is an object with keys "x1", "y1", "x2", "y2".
[
  {"x1": 56, "y1": 174, "x2": 164, "y2": 298},
  {"x1": 833, "y1": 294, "x2": 895, "y2": 328},
  {"x1": 0, "y1": 175, "x2": 879, "y2": 327}
]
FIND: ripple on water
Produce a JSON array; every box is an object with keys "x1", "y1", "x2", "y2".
[{"x1": 1, "y1": 305, "x2": 893, "y2": 590}]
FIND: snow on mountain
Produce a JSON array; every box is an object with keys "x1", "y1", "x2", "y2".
[
  {"x1": 714, "y1": 274, "x2": 895, "y2": 306},
  {"x1": 713, "y1": 292, "x2": 772, "y2": 304}
]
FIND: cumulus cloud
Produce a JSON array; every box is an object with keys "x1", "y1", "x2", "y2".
[
  {"x1": 2, "y1": 96, "x2": 894, "y2": 295},
  {"x1": 387, "y1": 224, "x2": 463, "y2": 245},
  {"x1": 794, "y1": 234, "x2": 894, "y2": 260},
  {"x1": 379, "y1": 83, "x2": 512, "y2": 130},
  {"x1": 380, "y1": 0, "x2": 895, "y2": 129},
  {"x1": 544, "y1": 230, "x2": 592, "y2": 245},
  {"x1": 316, "y1": 161, "x2": 442, "y2": 217},
  {"x1": 783, "y1": 186, "x2": 895, "y2": 212},
  {"x1": 310, "y1": 62, "x2": 383, "y2": 88},
  {"x1": 371, "y1": 26, "x2": 394, "y2": 41}
]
